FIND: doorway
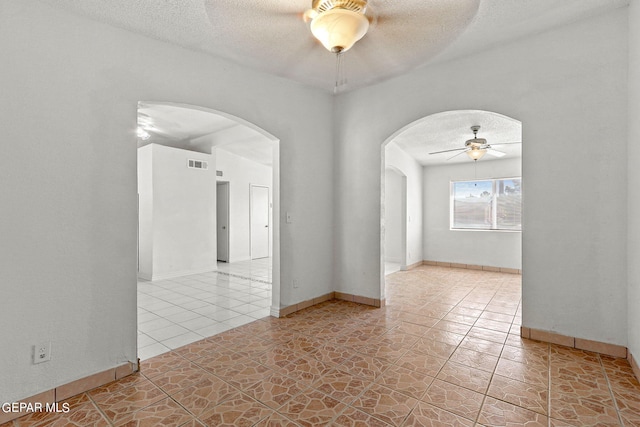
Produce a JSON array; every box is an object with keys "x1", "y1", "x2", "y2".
[
  {"x1": 136, "y1": 101, "x2": 281, "y2": 360},
  {"x1": 380, "y1": 109, "x2": 522, "y2": 303},
  {"x1": 216, "y1": 181, "x2": 230, "y2": 262},
  {"x1": 384, "y1": 167, "x2": 407, "y2": 275},
  {"x1": 250, "y1": 184, "x2": 270, "y2": 260}
]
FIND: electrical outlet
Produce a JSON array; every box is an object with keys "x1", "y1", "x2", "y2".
[
  {"x1": 286, "y1": 212, "x2": 292, "y2": 224},
  {"x1": 292, "y1": 279, "x2": 299, "y2": 289},
  {"x1": 34, "y1": 341, "x2": 51, "y2": 364}
]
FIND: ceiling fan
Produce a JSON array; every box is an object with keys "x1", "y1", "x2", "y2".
[
  {"x1": 302, "y1": 0, "x2": 374, "y2": 54},
  {"x1": 428, "y1": 126, "x2": 521, "y2": 161},
  {"x1": 202, "y1": 1, "x2": 480, "y2": 91}
]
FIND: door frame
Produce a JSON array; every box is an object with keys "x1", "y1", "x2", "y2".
[
  {"x1": 249, "y1": 184, "x2": 270, "y2": 260},
  {"x1": 384, "y1": 167, "x2": 408, "y2": 271},
  {"x1": 216, "y1": 181, "x2": 230, "y2": 262}
]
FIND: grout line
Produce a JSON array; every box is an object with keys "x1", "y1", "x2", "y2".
[
  {"x1": 600, "y1": 353, "x2": 626, "y2": 427},
  {"x1": 137, "y1": 266, "x2": 273, "y2": 360},
  {"x1": 86, "y1": 392, "x2": 116, "y2": 427},
  {"x1": 216, "y1": 271, "x2": 273, "y2": 285},
  {"x1": 547, "y1": 342, "x2": 551, "y2": 427}
]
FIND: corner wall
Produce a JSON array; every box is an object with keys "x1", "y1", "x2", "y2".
[
  {"x1": 334, "y1": 8, "x2": 628, "y2": 345},
  {"x1": 0, "y1": 0, "x2": 334, "y2": 403}
]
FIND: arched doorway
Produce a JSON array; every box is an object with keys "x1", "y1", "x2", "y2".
[
  {"x1": 136, "y1": 101, "x2": 281, "y2": 359},
  {"x1": 381, "y1": 109, "x2": 522, "y2": 302}
]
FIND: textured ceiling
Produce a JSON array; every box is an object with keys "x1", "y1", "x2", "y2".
[
  {"x1": 391, "y1": 110, "x2": 521, "y2": 166},
  {"x1": 37, "y1": 0, "x2": 629, "y2": 92},
  {"x1": 138, "y1": 103, "x2": 274, "y2": 166},
  {"x1": 140, "y1": 105, "x2": 521, "y2": 167}
]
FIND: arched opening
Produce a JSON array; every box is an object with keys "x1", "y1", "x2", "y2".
[
  {"x1": 136, "y1": 101, "x2": 280, "y2": 359},
  {"x1": 381, "y1": 109, "x2": 522, "y2": 302}
]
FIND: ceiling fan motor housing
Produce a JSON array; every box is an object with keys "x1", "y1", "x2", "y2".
[
  {"x1": 465, "y1": 138, "x2": 487, "y2": 148},
  {"x1": 312, "y1": 0, "x2": 367, "y2": 14}
]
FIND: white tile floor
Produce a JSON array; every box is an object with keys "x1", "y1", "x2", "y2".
[{"x1": 137, "y1": 258, "x2": 272, "y2": 360}]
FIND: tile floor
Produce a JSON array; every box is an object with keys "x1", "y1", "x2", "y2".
[
  {"x1": 137, "y1": 258, "x2": 272, "y2": 360},
  {"x1": 6, "y1": 266, "x2": 640, "y2": 426}
]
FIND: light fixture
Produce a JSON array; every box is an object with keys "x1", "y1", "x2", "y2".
[
  {"x1": 136, "y1": 127, "x2": 150, "y2": 140},
  {"x1": 307, "y1": 0, "x2": 369, "y2": 54},
  {"x1": 466, "y1": 147, "x2": 486, "y2": 161}
]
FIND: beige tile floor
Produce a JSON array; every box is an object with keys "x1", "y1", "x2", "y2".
[{"x1": 5, "y1": 266, "x2": 640, "y2": 426}]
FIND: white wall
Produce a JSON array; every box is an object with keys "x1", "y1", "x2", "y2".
[
  {"x1": 385, "y1": 143, "x2": 423, "y2": 269},
  {"x1": 215, "y1": 149, "x2": 273, "y2": 263},
  {"x1": 138, "y1": 145, "x2": 216, "y2": 280},
  {"x1": 423, "y1": 158, "x2": 521, "y2": 269},
  {"x1": 628, "y1": 0, "x2": 640, "y2": 362},
  {"x1": 138, "y1": 145, "x2": 154, "y2": 277},
  {"x1": 384, "y1": 170, "x2": 403, "y2": 263},
  {"x1": 334, "y1": 9, "x2": 628, "y2": 345},
  {"x1": 0, "y1": 0, "x2": 334, "y2": 403}
]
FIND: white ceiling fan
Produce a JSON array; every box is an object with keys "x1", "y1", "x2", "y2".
[
  {"x1": 201, "y1": 0, "x2": 481, "y2": 90},
  {"x1": 429, "y1": 126, "x2": 521, "y2": 161}
]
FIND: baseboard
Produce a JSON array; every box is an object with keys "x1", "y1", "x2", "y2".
[
  {"x1": 0, "y1": 361, "x2": 138, "y2": 424},
  {"x1": 276, "y1": 291, "x2": 385, "y2": 318},
  {"x1": 521, "y1": 327, "x2": 628, "y2": 358},
  {"x1": 269, "y1": 306, "x2": 280, "y2": 318},
  {"x1": 146, "y1": 265, "x2": 218, "y2": 281},
  {"x1": 405, "y1": 261, "x2": 423, "y2": 270},
  {"x1": 629, "y1": 351, "x2": 640, "y2": 383},
  {"x1": 137, "y1": 272, "x2": 152, "y2": 281},
  {"x1": 423, "y1": 260, "x2": 521, "y2": 275},
  {"x1": 334, "y1": 292, "x2": 384, "y2": 308},
  {"x1": 277, "y1": 292, "x2": 335, "y2": 317}
]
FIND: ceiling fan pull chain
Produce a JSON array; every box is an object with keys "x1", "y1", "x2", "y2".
[
  {"x1": 334, "y1": 52, "x2": 347, "y2": 94},
  {"x1": 334, "y1": 52, "x2": 340, "y2": 93}
]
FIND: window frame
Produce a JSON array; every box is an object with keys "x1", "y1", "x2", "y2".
[{"x1": 449, "y1": 176, "x2": 522, "y2": 232}]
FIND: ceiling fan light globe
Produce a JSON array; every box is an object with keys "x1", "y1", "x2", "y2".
[
  {"x1": 310, "y1": 8, "x2": 369, "y2": 53},
  {"x1": 466, "y1": 148, "x2": 486, "y2": 161}
]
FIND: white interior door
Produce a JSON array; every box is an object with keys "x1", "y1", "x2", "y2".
[
  {"x1": 250, "y1": 185, "x2": 270, "y2": 259},
  {"x1": 216, "y1": 182, "x2": 229, "y2": 262}
]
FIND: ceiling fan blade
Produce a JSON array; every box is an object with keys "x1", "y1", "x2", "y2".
[
  {"x1": 447, "y1": 149, "x2": 469, "y2": 161},
  {"x1": 486, "y1": 148, "x2": 506, "y2": 158},
  {"x1": 429, "y1": 147, "x2": 467, "y2": 155},
  {"x1": 490, "y1": 141, "x2": 522, "y2": 146}
]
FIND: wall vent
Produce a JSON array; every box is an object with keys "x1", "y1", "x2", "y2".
[
  {"x1": 216, "y1": 170, "x2": 223, "y2": 177},
  {"x1": 187, "y1": 159, "x2": 208, "y2": 170}
]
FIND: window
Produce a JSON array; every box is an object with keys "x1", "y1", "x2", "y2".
[{"x1": 451, "y1": 178, "x2": 521, "y2": 231}]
